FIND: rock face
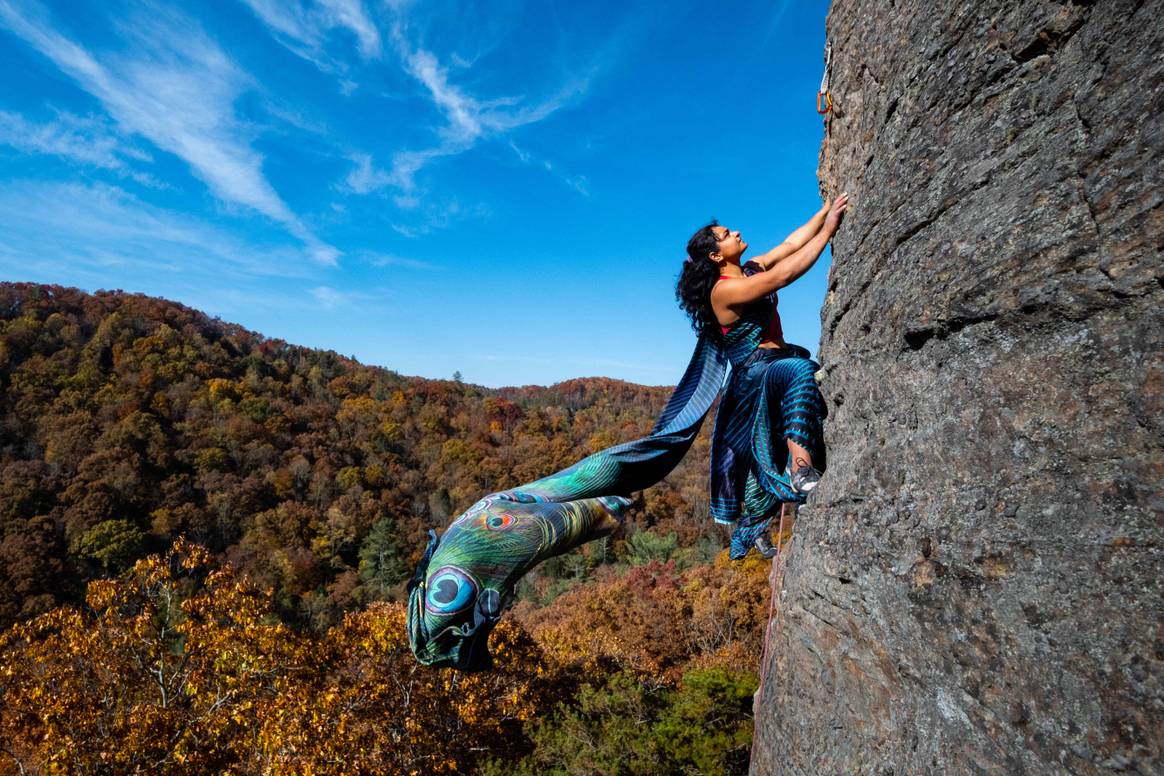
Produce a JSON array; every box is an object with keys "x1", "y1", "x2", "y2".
[{"x1": 751, "y1": 1, "x2": 1162, "y2": 774}]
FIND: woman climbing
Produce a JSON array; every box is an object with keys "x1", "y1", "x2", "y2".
[
  {"x1": 676, "y1": 193, "x2": 849, "y2": 560},
  {"x1": 409, "y1": 194, "x2": 848, "y2": 670}
]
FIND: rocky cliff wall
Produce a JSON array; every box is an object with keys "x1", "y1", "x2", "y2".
[{"x1": 751, "y1": 1, "x2": 1162, "y2": 773}]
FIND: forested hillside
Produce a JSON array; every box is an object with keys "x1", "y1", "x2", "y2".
[
  {"x1": 0, "y1": 281, "x2": 722, "y2": 628},
  {"x1": 0, "y1": 281, "x2": 768, "y2": 773}
]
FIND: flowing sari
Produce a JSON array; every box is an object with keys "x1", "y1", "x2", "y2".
[{"x1": 407, "y1": 262, "x2": 825, "y2": 669}]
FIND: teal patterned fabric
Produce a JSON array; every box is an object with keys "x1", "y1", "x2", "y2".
[
  {"x1": 408, "y1": 334, "x2": 728, "y2": 671},
  {"x1": 709, "y1": 261, "x2": 825, "y2": 526},
  {"x1": 710, "y1": 345, "x2": 825, "y2": 525},
  {"x1": 407, "y1": 494, "x2": 632, "y2": 670}
]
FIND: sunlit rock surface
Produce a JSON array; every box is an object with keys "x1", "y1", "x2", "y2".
[{"x1": 750, "y1": 0, "x2": 1162, "y2": 773}]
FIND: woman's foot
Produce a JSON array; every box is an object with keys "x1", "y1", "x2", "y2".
[
  {"x1": 729, "y1": 516, "x2": 773, "y2": 560},
  {"x1": 790, "y1": 465, "x2": 822, "y2": 494},
  {"x1": 786, "y1": 444, "x2": 819, "y2": 495},
  {"x1": 753, "y1": 532, "x2": 779, "y2": 559}
]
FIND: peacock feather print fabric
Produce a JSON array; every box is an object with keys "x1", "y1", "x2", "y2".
[{"x1": 407, "y1": 334, "x2": 728, "y2": 671}]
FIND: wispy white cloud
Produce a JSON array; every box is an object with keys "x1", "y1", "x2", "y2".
[
  {"x1": 508, "y1": 140, "x2": 589, "y2": 197},
  {"x1": 758, "y1": 0, "x2": 794, "y2": 50},
  {"x1": 238, "y1": 0, "x2": 381, "y2": 70},
  {"x1": 0, "y1": 109, "x2": 159, "y2": 184},
  {"x1": 0, "y1": 179, "x2": 318, "y2": 283},
  {"x1": 319, "y1": 0, "x2": 380, "y2": 57},
  {"x1": 389, "y1": 198, "x2": 489, "y2": 238},
  {"x1": 508, "y1": 141, "x2": 532, "y2": 165},
  {"x1": 341, "y1": 11, "x2": 594, "y2": 203},
  {"x1": 310, "y1": 283, "x2": 379, "y2": 310},
  {"x1": 0, "y1": 0, "x2": 338, "y2": 265},
  {"x1": 364, "y1": 252, "x2": 436, "y2": 270},
  {"x1": 343, "y1": 146, "x2": 467, "y2": 208},
  {"x1": 0, "y1": 179, "x2": 419, "y2": 328},
  {"x1": 343, "y1": 151, "x2": 393, "y2": 194}
]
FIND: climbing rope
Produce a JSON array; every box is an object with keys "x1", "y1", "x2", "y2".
[{"x1": 750, "y1": 503, "x2": 792, "y2": 770}]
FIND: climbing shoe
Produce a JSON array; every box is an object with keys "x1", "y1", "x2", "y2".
[
  {"x1": 753, "y1": 532, "x2": 779, "y2": 559},
  {"x1": 790, "y1": 466, "x2": 822, "y2": 494},
  {"x1": 729, "y1": 516, "x2": 772, "y2": 560}
]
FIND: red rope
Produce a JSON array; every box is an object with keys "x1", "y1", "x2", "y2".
[{"x1": 750, "y1": 504, "x2": 789, "y2": 769}]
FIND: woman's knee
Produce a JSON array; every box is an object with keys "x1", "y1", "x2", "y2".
[
  {"x1": 777, "y1": 360, "x2": 825, "y2": 411},
  {"x1": 775, "y1": 357, "x2": 819, "y2": 385}
]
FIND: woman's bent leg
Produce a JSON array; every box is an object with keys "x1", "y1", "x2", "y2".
[{"x1": 767, "y1": 357, "x2": 825, "y2": 472}]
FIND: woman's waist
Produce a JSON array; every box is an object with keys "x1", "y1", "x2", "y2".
[{"x1": 735, "y1": 342, "x2": 813, "y2": 367}]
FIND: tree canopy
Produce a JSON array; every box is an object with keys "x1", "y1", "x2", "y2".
[{"x1": 0, "y1": 282, "x2": 774, "y2": 773}]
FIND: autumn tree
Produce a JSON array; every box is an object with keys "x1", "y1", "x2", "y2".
[
  {"x1": 0, "y1": 282, "x2": 723, "y2": 629},
  {"x1": 0, "y1": 539, "x2": 567, "y2": 775},
  {"x1": 0, "y1": 283, "x2": 779, "y2": 774}
]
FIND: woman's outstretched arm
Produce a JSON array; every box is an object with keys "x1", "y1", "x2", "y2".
[
  {"x1": 751, "y1": 199, "x2": 832, "y2": 270},
  {"x1": 714, "y1": 194, "x2": 849, "y2": 308}
]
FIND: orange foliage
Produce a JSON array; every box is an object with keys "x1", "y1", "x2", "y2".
[
  {"x1": 512, "y1": 549, "x2": 772, "y2": 683},
  {"x1": 0, "y1": 283, "x2": 781, "y2": 773},
  {"x1": 0, "y1": 540, "x2": 558, "y2": 775}
]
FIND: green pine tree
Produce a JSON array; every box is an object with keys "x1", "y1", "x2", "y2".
[{"x1": 357, "y1": 517, "x2": 408, "y2": 600}]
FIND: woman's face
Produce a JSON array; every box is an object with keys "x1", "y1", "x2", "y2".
[{"x1": 712, "y1": 225, "x2": 747, "y2": 263}]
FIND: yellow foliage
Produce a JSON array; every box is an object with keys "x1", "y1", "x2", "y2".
[
  {"x1": 206, "y1": 377, "x2": 237, "y2": 400},
  {"x1": 0, "y1": 541, "x2": 559, "y2": 776}
]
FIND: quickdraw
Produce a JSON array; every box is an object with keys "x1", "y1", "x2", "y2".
[{"x1": 817, "y1": 42, "x2": 833, "y2": 115}]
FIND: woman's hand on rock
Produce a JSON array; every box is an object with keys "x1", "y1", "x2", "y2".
[{"x1": 825, "y1": 192, "x2": 850, "y2": 233}]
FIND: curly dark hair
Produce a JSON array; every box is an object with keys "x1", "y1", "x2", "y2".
[{"x1": 675, "y1": 219, "x2": 723, "y2": 340}]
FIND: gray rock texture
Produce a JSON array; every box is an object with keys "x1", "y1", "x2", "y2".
[{"x1": 750, "y1": 1, "x2": 1163, "y2": 774}]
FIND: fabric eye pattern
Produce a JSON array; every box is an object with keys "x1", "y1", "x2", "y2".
[
  {"x1": 485, "y1": 513, "x2": 516, "y2": 530},
  {"x1": 425, "y1": 566, "x2": 477, "y2": 614}
]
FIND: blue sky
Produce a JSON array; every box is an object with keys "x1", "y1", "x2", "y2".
[{"x1": 0, "y1": 0, "x2": 832, "y2": 388}]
